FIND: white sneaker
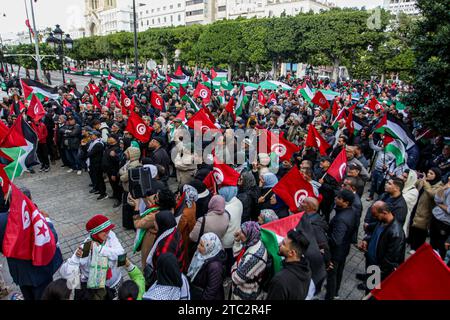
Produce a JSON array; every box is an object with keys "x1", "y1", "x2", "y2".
[
  {"x1": 77, "y1": 170, "x2": 82, "y2": 175},
  {"x1": 67, "y1": 169, "x2": 74, "y2": 173}
]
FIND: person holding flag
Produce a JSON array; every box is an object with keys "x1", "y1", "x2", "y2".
[{"x1": 0, "y1": 185, "x2": 63, "y2": 300}]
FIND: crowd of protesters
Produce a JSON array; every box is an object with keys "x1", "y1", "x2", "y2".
[{"x1": 0, "y1": 67, "x2": 449, "y2": 301}]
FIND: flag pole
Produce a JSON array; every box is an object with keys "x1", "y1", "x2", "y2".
[
  {"x1": 5, "y1": 148, "x2": 24, "y2": 204},
  {"x1": 261, "y1": 188, "x2": 273, "y2": 199}
]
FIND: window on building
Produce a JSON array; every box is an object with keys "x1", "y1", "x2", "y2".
[
  {"x1": 146, "y1": 10, "x2": 148, "y2": 14},
  {"x1": 178, "y1": 3, "x2": 181, "y2": 7},
  {"x1": 158, "y1": 17, "x2": 160, "y2": 23},
  {"x1": 163, "y1": 6, "x2": 166, "y2": 10},
  {"x1": 178, "y1": 14, "x2": 181, "y2": 21},
  {"x1": 218, "y1": 5, "x2": 226, "y2": 11},
  {"x1": 164, "y1": 17, "x2": 166, "y2": 22},
  {"x1": 152, "y1": 19, "x2": 154, "y2": 24},
  {"x1": 186, "y1": 9, "x2": 203, "y2": 16},
  {"x1": 141, "y1": 21, "x2": 143, "y2": 26},
  {"x1": 157, "y1": 7, "x2": 160, "y2": 11},
  {"x1": 170, "y1": 5, "x2": 173, "y2": 9},
  {"x1": 171, "y1": 15, "x2": 173, "y2": 22},
  {"x1": 152, "y1": 9, "x2": 154, "y2": 13},
  {"x1": 147, "y1": 20, "x2": 149, "y2": 25},
  {"x1": 186, "y1": 0, "x2": 203, "y2": 5}
]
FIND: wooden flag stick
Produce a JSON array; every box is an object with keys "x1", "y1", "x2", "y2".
[{"x1": 261, "y1": 188, "x2": 273, "y2": 199}]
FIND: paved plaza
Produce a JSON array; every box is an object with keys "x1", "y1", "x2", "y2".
[{"x1": 1, "y1": 162, "x2": 370, "y2": 300}]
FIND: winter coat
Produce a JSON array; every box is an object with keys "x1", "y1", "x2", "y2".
[
  {"x1": 221, "y1": 197, "x2": 244, "y2": 249},
  {"x1": 31, "y1": 122, "x2": 48, "y2": 144},
  {"x1": 87, "y1": 141, "x2": 104, "y2": 169},
  {"x1": 190, "y1": 251, "x2": 226, "y2": 300},
  {"x1": 402, "y1": 171, "x2": 419, "y2": 234},
  {"x1": 266, "y1": 259, "x2": 312, "y2": 300},
  {"x1": 328, "y1": 207, "x2": 357, "y2": 263},
  {"x1": 134, "y1": 207, "x2": 158, "y2": 270},
  {"x1": 60, "y1": 123, "x2": 81, "y2": 150},
  {"x1": 364, "y1": 219, "x2": 406, "y2": 280},
  {"x1": 412, "y1": 180, "x2": 444, "y2": 230},
  {"x1": 101, "y1": 143, "x2": 122, "y2": 176},
  {"x1": 118, "y1": 148, "x2": 142, "y2": 193},
  {"x1": 190, "y1": 210, "x2": 230, "y2": 244},
  {"x1": 231, "y1": 240, "x2": 268, "y2": 300}
]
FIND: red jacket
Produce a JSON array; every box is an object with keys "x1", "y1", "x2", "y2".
[{"x1": 31, "y1": 122, "x2": 48, "y2": 144}]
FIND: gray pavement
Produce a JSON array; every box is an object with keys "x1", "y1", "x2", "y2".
[{"x1": 0, "y1": 161, "x2": 371, "y2": 300}]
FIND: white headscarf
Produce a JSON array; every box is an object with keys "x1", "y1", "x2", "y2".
[{"x1": 187, "y1": 233, "x2": 223, "y2": 281}]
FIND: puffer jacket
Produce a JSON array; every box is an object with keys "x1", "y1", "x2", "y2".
[
  {"x1": 119, "y1": 147, "x2": 142, "y2": 192},
  {"x1": 412, "y1": 180, "x2": 444, "y2": 230}
]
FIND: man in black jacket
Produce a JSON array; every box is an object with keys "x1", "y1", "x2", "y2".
[
  {"x1": 147, "y1": 137, "x2": 171, "y2": 182},
  {"x1": 102, "y1": 133, "x2": 123, "y2": 208},
  {"x1": 325, "y1": 189, "x2": 357, "y2": 300},
  {"x1": 317, "y1": 156, "x2": 340, "y2": 223},
  {"x1": 342, "y1": 177, "x2": 363, "y2": 244},
  {"x1": 87, "y1": 131, "x2": 107, "y2": 200},
  {"x1": 364, "y1": 177, "x2": 408, "y2": 231},
  {"x1": 357, "y1": 201, "x2": 406, "y2": 291},
  {"x1": 61, "y1": 116, "x2": 82, "y2": 174},
  {"x1": 266, "y1": 230, "x2": 312, "y2": 300}
]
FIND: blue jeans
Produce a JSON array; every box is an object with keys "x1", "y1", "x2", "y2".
[
  {"x1": 369, "y1": 169, "x2": 384, "y2": 198},
  {"x1": 65, "y1": 148, "x2": 81, "y2": 170}
]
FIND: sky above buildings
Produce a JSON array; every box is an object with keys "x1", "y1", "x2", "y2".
[{"x1": 0, "y1": 0, "x2": 383, "y2": 37}]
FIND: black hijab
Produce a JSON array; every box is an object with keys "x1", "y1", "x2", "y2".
[
  {"x1": 155, "y1": 210, "x2": 177, "y2": 238},
  {"x1": 156, "y1": 253, "x2": 182, "y2": 287},
  {"x1": 428, "y1": 167, "x2": 442, "y2": 185}
]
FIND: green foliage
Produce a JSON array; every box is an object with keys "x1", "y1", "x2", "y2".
[
  {"x1": 3, "y1": 43, "x2": 59, "y2": 71},
  {"x1": 405, "y1": 0, "x2": 450, "y2": 135}
]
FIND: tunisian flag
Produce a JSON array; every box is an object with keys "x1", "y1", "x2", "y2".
[
  {"x1": 88, "y1": 83, "x2": 100, "y2": 96},
  {"x1": 121, "y1": 89, "x2": 136, "y2": 111},
  {"x1": 273, "y1": 167, "x2": 316, "y2": 213},
  {"x1": 305, "y1": 125, "x2": 330, "y2": 156},
  {"x1": 2, "y1": 184, "x2": 57, "y2": 266},
  {"x1": 258, "y1": 90, "x2": 267, "y2": 106},
  {"x1": 371, "y1": 243, "x2": 450, "y2": 300},
  {"x1": 193, "y1": 83, "x2": 211, "y2": 105},
  {"x1": 27, "y1": 94, "x2": 46, "y2": 121},
  {"x1": 311, "y1": 91, "x2": 330, "y2": 110},
  {"x1": 368, "y1": 96, "x2": 384, "y2": 112},
  {"x1": 326, "y1": 148, "x2": 347, "y2": 183},
  {"x1": 150, "y1": 91, "x2": 165, "y2": 111},
  {"x1": 266, "y1": 130, "x2": 300, "y2": 162},
  {"x1": 125, "y1": 112, "x2": 153, "y2": 143},
  {"x1": 105, "y1": 92, "x2": 121, "y2": 109},
  {"x1": 212, "y1": 161, "x2": 240, "y2": 187},
  {"x1": 225, "y1": 96, "x2": 236, "y2": 122},
  {"x1": 186, "y1": 108, "x2": 218, "y2": 132}
]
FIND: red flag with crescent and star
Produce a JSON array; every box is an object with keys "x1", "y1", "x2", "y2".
[
  {"x1": 273, "y1": 167, "x2": 317, "y2": 213},
  {"x1": 125, "y1": 112, "x2": 153, "y2": 143},
  {"x1": 326, "y1": 148, "x2": 348, "y2": 183},
  {"x1": 26, "y1": 94, "x2": 46, "y2": 122},
  {"x1": 311, "y1": 90, "x2": 330, "y2": 110},
  {"x1": 193, "y1": 83, "x2": 211, "y2": 105},
  {"x1": 305, "y1": 125, "x2": 330, "y2": 156},
  {"x1": 2, "y1": 184, "x2": 57, "y2": 266}
]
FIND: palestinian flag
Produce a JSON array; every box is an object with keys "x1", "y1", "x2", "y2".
[
  {"x1": 20, "y1": 79, "x2": 59, "y2": 100},
  {"x1": 211, "y1": 68, "x2": 228, "y2": 82},
  {"x1": 167, "y1": 74, "x2": 190, "y2": 86},
  {"x1": 0, "y1": 116, "x2": 39, "y2": 178},
  {"x1": 235, "y1": 85, "x2": 248, "y2": 117},
  {"x1": 108, "y1": 73, "x2": 125, "y2": 89},
  {"x1": 260, "y1": 212, "x2": 305, "y2": 275},
  {"x1": 182, "y1": 94, "x2": 200, "y2": 112},
  {"x1": 299, "y1": 83, "x2": 314, "y2": 102},
  {"x1": 375, "y1": 114, "x2": 416, "y2": 150},
  {"x1": 384, "y1": 136, "x2": 407, "y2": 166}
]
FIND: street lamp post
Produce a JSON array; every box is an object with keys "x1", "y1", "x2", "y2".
[
  {"x1": 132, "y1": 0, "x2": 139, "y2": 80},
  {"x1": 46, "y1": 25, "x2": 73, "y2": 85}
]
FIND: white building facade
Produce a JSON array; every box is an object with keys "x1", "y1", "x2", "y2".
[
  {"x1": 85, "y1": 0, "x2": 133, "y2": 36},
  {"x1": 383, "y1": 0, "x2": 420, "y2": 16},
  {"x1": 137, "y1": 0, "x2": 186, "y2": 30}
]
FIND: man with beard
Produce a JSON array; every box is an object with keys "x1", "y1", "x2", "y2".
[{"x1": 266, "y1": 230, "x2": 312, "y2": 300}]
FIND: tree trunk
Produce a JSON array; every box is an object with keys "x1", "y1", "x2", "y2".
[
  {"x1": 227, "y1": 64, "x2": 232, "y2": 81},
  {"x1": 380, "y1": 73, "x2": 385, "y2": 85},
  {"x1": 331, "y1": 58, "x2": 340, "y2": 82}
]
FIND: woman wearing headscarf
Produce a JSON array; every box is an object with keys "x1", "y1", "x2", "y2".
[
  {"x1": 177, "y1": 185, "x2": 199, "y2": 263},
  {"x1": 218, "y1": 186, "x2": 243, "y2": 275},
  {"x1": 401, "y1": 169, "x2": 419, "y2": 235},
  {"x1": 187, "y1": 233, "x2": 226, "y2": 300},
  {"x1": 145, "y1": 211, "x2": 187, "y2": 287},
  {"x1": 257, "y1": 172, "x2": 288, "y2": 218},
  {"x1": 189, "y1": 179, "x2": 212, "y2": 219},
  {"x1": 143, "y1": 253, "x2": 190, "y2": 300},
  {"x1": 237, "y1": 171, "x2": 261, "y2": 223},
  {"x1": 258, "y1": 209, "x2": 279, "y2": 225},
  {"x1": 409, "y1": 168, "x2": 444, "y2": 253},
  {"x1": 231, "y1": 221, "x2": 268, "y2": 300},
  {"x1": 190, "y1": 195, "x2": 230, "y2": 244}
]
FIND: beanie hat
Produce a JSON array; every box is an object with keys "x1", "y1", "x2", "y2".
[
  {"x1": 131, "y1": 140, "x2": 140, "y2": 148},
  {"x1": 86, "y1": 215, "x2": 115, "y2": 236}
]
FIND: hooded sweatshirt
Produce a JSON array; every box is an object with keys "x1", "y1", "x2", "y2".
[
  {"x1": 266, "y1": 258, "x2": 312, "y2": 300},
  {"x1": 119, "y1": 147, "x2": 142, "y2": 192}
]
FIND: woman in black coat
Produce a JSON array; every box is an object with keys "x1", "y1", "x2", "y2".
[
  {"x1": 187, "y1": 233, "x2": 226, "y2": 300},
  {"x1": 237, "y1": 171, "x2": 261, "y2": 222}
]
